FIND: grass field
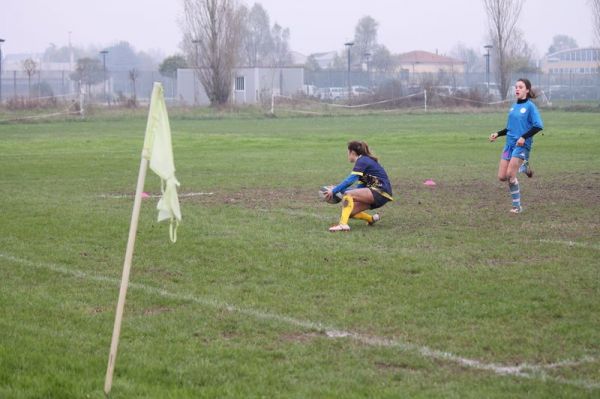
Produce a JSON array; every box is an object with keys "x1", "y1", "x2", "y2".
[{"x1": 0, "y1": 109, "x2": 599, "y2": 398}]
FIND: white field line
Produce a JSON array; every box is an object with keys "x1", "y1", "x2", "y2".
[
  {"x1": 538, "y1": 239, "x2": 600, "y2": 251},
  {"x1": 1, "y1": 252, "x2": 598, "y2": 390},
  {"x1": 99, "y1": 192, "x2": 214, "y2": 199}
]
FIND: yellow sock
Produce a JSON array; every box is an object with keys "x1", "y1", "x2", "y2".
[
  {"x1": 353, "y1": 212, "x2": 373, "y2": 224},
  {"x1": 339, "y1": 195, "x2": 354, "y2": 225}
]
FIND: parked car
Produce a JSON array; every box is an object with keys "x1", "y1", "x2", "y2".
[
  {"x1": 316, "y1": 87, "x2": 348, "y2": 101},
  {"x1": 351, "y1": 85, "x2": 374, "y2": 96}
]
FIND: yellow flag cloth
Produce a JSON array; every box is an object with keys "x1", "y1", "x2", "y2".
[{"x1": 142, "y1": 83, "x2": 181, "y2": 243}]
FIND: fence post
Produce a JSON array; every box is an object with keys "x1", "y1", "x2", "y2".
[
  {"x1": 424, "y1": 89, "x2": 427, "y2": 112},
  {"x1": 79, "y1": 84, "x2": 85, "y2": 119},
  {"x1": 270, "y1": 91, "x2": 275, "y2": 115}
]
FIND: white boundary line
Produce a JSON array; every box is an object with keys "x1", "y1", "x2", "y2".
[
  {"x1": 1, "y1": 252, "x2": 598, "y2": 390},
  {"x1": 99, "y1": 192, "x2": 214, "y2": 199},
  {"x1": 538, "y1": 239, "x2": 600, "y2": 251}
]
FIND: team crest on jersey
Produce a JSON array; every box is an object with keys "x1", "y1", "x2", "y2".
[{"x1": 520, "y1": 108, "x2": 527, "y2": 113}]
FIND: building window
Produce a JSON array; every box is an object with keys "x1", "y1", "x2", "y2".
[{"x1": 235, "y1": 76, "x2": 245, "y2": 91}]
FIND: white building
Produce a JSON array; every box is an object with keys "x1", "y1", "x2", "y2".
[{"x1": 177, "y1": 67, "x2": 304, "y2": 106}]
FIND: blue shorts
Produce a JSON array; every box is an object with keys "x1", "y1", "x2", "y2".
[
  {"x1": 370, "y1": 189, "x2": 391, "y2": 210},
  {"x1": 502, "y1": 144, "x2": 530, "y2": 162}
]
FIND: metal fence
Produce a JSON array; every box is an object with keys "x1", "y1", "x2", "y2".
[
  {"x1": 2, "y1": 68, "x2": 599, "y2": 105},
  {"x1": 0, "y1": 69, "x2": 177, "y2": 104},
  {"x1": 304, "y1": 70, "x2": 600, "y2": 102}
]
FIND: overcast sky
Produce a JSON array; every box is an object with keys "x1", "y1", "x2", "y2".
[{"x1": 0, "y1": 0, "x2": 595, "y2": 58}]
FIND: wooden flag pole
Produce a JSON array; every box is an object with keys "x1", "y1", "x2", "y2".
[{"x1": 104, "y1": 153, "x2": 149, "y2": 395}]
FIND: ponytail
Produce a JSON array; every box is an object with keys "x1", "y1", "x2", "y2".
[{"x1": 347, "y1": 140, "x2": 378, "y2": 162}]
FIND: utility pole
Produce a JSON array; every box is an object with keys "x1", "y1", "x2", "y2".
[
  {"x1": 344, "y1": 41, "x2": 354, "y2": 103},
  {"x1": 484, "y1": 44, "x2": 493, "y2": 97},
  {"x1": 0, "y1": 38, "x2": 5, "y2": 104},
  {"x1": 100, "y1": 50, "x2": 108, "y2": 106}
]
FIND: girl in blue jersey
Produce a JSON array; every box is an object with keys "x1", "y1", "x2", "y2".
[
  {"x1": 489, "y1": 78, "x2": 544, "y2": 213},
  {"x1": 325, "y1": 141, "x2": 393, "y2": 232}
]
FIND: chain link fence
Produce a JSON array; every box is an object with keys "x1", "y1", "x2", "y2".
[
  {"x1": 305, "y1": 70, "x2": 600, "y2": 103},
  {"x1": 2, "y1": 68, "x2": 599, "y2": 108},
  {"x1": 0, "y1": 69, "x2": 178, "y2": 106}
]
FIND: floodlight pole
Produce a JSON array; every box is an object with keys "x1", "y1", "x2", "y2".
[
  {"x1": 100, "y1": 50, "x2": 108, "y2": 106},
  {"x1": 484, "y1": 44, "x2": 493, "y2": 97},
  {"x1": 0, "y1": 38, "x2": 5, "y2": 105},
  {"x1": 344, "y1": 41, "x2": 354, "y2": 103}
]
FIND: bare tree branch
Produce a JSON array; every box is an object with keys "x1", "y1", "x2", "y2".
[
  {"x1": 483, "y1": 0, "x2": 524, "y2": 100},
  {"x1": 182, "y1": 0, "x2": 243, "y2": 106}
]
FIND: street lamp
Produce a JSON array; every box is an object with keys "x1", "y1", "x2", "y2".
[
  {"x1": 0, "y1": 38, "x2": 5, "y2": 105},
  {"x1": 344, "y1": 41, "x2": 354, "y2": 102},
  {"x1": 100, "y1": 50, "x2": 108, "y2": 105},
  {"x1": 484, "y1": 44, "x2": 493, "y2": 96}
]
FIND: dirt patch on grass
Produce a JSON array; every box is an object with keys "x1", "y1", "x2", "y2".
[
  {"x1": 181, "y1": 187, "x2": 319, "y2": 209},
  {"x1": 374, "y1": 361, "x2": 424, "y2": 373},
  {"x1": 88, "y1": 306, "x2": 107, "y2": 315},
  {"x1": 142, "y1": 306, "x2": 172, "y2": 316}
]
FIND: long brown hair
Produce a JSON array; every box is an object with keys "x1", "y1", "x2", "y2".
[
  {"x1": 517, "y1": 78, "x2": 537, "y2": 99},
  {"x1": 347, "y1": 140, "x2": 378, "y2": 162}
]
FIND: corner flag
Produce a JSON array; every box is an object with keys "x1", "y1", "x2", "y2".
[
  {"x1": 143, "y1": 82, "x2": 181, "y2": 243},
  {"x1": 104, "y1": 82, "x2": 181, "y2": 395}
]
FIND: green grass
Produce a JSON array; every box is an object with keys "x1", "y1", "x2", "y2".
[{"x1": 0, "y1": 110, "x2": 599, "y2": 398}]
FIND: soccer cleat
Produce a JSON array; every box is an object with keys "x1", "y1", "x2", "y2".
[
  {"x1": 525, "y1": 165, "x2": 534, "y2": 178},
  {"x1": 328, "y1": 224, "x2": 350, "y2": 232},
  {"x1": 368, "y1": 213, "x2": 380, "y2": 226},
  {"x1": 510, "y1": 206, "x2": 523, "y2": 214},
  {"x1": 519, "y1": 161, "x2": 534, "y2": 178}
]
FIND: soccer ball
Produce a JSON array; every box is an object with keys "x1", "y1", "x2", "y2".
[{"x1": 318, "y1": 186, "x2": 342, "y2": 204}]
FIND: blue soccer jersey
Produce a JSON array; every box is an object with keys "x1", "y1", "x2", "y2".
[{"x1": 504, "y1": 99, "x2": 544, "y2": 150}]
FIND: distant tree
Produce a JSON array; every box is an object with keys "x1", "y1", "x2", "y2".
[
  {"x1": 330, "y1": 52, "x2": 346, "y2": 70},
  {"x1": 270, "y1": 23, "x2": 292, "y2": 66},
  {"x1": 240, "y1": 3, "x2": 273, "y2": 66},
  {"x1": 451, "y1": 43, "x2": 481, "y2": 74},
  {"x1": 353, "y1": 16, "x2": 379, "y2": 66},
  {"x1": 159, "y1": 55, "x2": 188, "y2": 79},
  {"x1": 103, "y1": 41, "x2": 141, "y2": 70},
  {"x1": 483, "y1": 0, "x2": 525, "y2": 100},
  {"x1": 22, "y1": 58, "x2": 38, "y2": 98},
  {"x1": 70, "y1": 57, "x2": 104, "y2": 95},
  {"x1": 304, "y1": 55, "x2": 322, "y2": 72},
  {"x1": 371, "y1": 45, "x2": 395, "y2": 73},
  {"x1": 43, "y1": 43, "x2": 85, "y2": 63},
  {"x1": 548, "y1": 35, "x2": 578, "y2": 54},
  {"x1": 508, "y1": 33, "x2": 538, "y2": 73},
  {"x1": 182, "y1": 0, "x2": 244, "y2": 106}
]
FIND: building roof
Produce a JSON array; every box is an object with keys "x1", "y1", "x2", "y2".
[
  {"x1": 545, "y1": 46, "x2": 600, "y2": 59},
  {"x1": 396, "y1": 50, "x2": 464, "y2": 65},
  {"x1": 290, "y1": 51, "x2": 307, "y2": 65}
]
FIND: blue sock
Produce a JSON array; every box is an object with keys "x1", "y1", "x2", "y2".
[{"x1": 509, "y1": 180, "x2": 520, "y2": 208}]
